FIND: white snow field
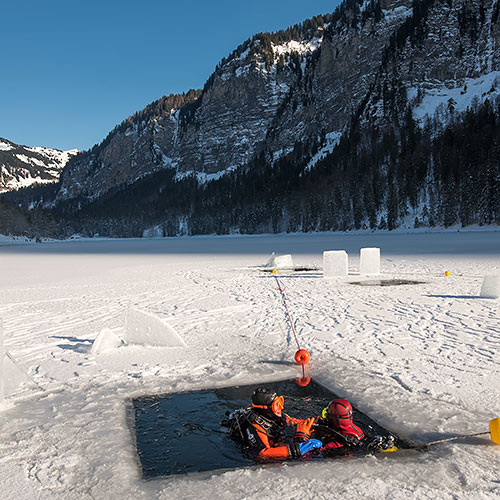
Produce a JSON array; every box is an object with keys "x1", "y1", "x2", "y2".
[{"x1": 0, "y1": 231, "x2": 499, "y2": 500}]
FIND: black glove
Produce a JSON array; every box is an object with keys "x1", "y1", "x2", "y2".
[
  {"x1": 366, "y1": 435, "x2": 395, "y2": 451},
  {"x1": 342, "y1": 435, "x2": 364, "y2": 448}
]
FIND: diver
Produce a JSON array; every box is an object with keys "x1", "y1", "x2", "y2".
[
  {"x1": 223, "y1": 387, "x2": 322, "y2": 460},
  {"x1": 312, "y1": 398, "x2": 395, "y2": 454}
]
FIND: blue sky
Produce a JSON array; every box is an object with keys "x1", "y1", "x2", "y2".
[{"x1": 1, "y1": 1, "x2": 340, "y2": 151}]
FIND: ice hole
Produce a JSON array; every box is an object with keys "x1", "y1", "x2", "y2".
[
  {"x1": 130, "y1": 378, "x2": 412, "y2": 479},
  {"x1": 349, "y1": 279, "x2": 425, "y2": 286},
  {"x1": 261, "y1": 266, "x2": 318, "y2": 273}
]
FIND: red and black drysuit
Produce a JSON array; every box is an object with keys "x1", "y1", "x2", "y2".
[
  {"x1": 235, "y1": 409, "x2": 311, "y2": 460},
  {"x1": 312, "y1": 399, "x2": 365, "y2": 453}
]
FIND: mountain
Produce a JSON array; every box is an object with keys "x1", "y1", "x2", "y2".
[
  {"x1": 3, "y1": 0, "x2": 500, "y2": 237},
  {"x1": 0, "y1": 138, "x2": 78, "y2": 194},
  {"x1": 54, "y1": 0, "x2": 413, "y2": 205}
]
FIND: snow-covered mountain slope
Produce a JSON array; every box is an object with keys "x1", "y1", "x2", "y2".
[{"x1": 0, "y1": 138, "x2": 78, "y2": 193}]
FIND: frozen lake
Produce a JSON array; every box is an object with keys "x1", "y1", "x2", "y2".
[{"x1": 0, "y1": 231, "x2": 499, "y2": 499}]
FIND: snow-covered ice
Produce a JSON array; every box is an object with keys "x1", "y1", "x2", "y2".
[
  {"x1": 0, "y1": 230, "x2": 499, "y2": 499},
  {"x1": 360, "y1": 247, "x2": 381, "y2": 275},
  {"x1": 323, "y1": 250, "x2": 348, "y2": 277}
]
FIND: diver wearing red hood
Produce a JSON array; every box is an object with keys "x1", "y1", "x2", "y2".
[{"x1": 313, "y1": 399, "x2": 365, "y2": 451}]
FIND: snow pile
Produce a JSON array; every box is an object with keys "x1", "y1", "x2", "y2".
[
  {"x1": 125, "y1": 308, "x2": 186, "y2": 347},
  {"x1": 323, "y1": 250, "x2": 348, "y2": 277},
  {"x1": 360, "y1": 247, "x2": 381, "y2": 275},
  {"x1": 480, "y1": 275, "x2": 500, "y2": 299},
  {"x1": 91, "y1": 328, "x2": 123, "y2": 355}
]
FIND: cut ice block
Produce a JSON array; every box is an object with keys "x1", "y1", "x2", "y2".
[
  {"x1": 0, "y1": 319, "x2": 4, "y2": 404},
  {"x1": 91, "y1": 328, "x2": 123, "y2": 355},
  {"x1": 3, "y1": 353, "x2": 31, "y2": 397},
  {"x1": 266, "y1": 253, "x2": 294, "y2": 269},
  {"x1": 360, "y1": 247, "x2": 380, "y2": 275},
  {"x1": 265, "y1": 252, "x2": 276, "y2": 267},
  {"x1": 1, "y1": 318, "x2": 32, "y2": 400},
  {"x1": 125, "y1": 308, "x2": 186, "y2": 347},
  {"x1": 480, "y1": 275, "x2": 500, "y2": 299},
  {"x1": 323, "y1": 250, "x2": 348, "y2": 277}
]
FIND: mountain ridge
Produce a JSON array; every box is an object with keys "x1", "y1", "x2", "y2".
[
  {"x1": 1, "y1": 0, "x2": 499, "y2": 237},
  {"x1": 0, "y1": 138, "x2": 78, "y2": 194}
]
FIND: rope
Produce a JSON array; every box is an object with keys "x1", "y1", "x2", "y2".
[
  {"x1": 272, "y1": 271, "x2": 310, "y2": 380},
  {"x1": 424, "y1": 431, "x2": 490, "y2": 446},
  {"x1": 273, "y1": 274, "x2": 301, "y2": 351}
]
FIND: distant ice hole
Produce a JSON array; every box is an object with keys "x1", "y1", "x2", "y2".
[
  {"x1": 130, "y1": 378, "x2": 409, "y2": 479},
  {"x1": 260, "y1": 266, "x2": 318, "y2": 273},
  {"x1": 349, "y1": 279, "x2": 425, "y2": 286}
]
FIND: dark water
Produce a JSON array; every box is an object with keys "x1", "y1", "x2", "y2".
[
  {"x1": 132, "y1": 378, "x2": 405, "y2": 479},
  {"x1": 349, "y1": 279, "x2": 425, "y2": 286}
]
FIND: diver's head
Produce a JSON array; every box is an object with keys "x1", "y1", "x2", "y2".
[
  {"x1": 326, "y1": 399, "x2": 353, "y2": 430},
  {"x1": 251, "y1": 387, "x2": 284, "y2": 417}
]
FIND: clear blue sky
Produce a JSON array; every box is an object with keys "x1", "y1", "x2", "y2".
[{"x1": 1, "y1": 1, "x2": 341, "y2": 151}]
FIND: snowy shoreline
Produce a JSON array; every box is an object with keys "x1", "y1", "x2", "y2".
[
  {"x1": 0, "y1": 232, "x2": 499, "y2": 499},
  {"x1": 1, "y1": 223, "x2": 500, "y2": 248}
]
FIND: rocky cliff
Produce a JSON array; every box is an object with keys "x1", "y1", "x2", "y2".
[{"x1": 55, "y1": 0, "x2": 415, "y2": 205}]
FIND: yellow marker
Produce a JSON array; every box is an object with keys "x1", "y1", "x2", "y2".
[
  {"x1": 490, "y1": 418, "x2": 500, "y2": 445},
  {"x1": 445, "y1": 271, "x2": 451, "y2": 277},
  {"x1": 272, "y1": 269, "x2": 277, "y2": 275},
  {"x1": 379, "y1": 446, "x2": 399, "y2": 453}
]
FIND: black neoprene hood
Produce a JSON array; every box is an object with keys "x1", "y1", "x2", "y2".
[{"x1": 252, "y1": 387, "x2": 277, "y2": 407}]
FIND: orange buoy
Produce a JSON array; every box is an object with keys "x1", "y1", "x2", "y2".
[
  {"x1": 295, "y1": 349, "x2": 310, "y2": 365},
  {"x1": 444, "y1": 270, "x2": 451, "y2": 277},
  {"x1": 296, "y1": 376, "x2": 311, "y2": 387}
]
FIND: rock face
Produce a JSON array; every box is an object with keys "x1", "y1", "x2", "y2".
[
  {"x1": 55, "y1": 0, "x2": 500, "y2": 206},
  {"x1": 361, "y1": 0, "x2": 500, "y2": 127},
  {"x1": 0, "y1": 138, "x2": 77, "y2": 194},
  {"x1": 56, "y1": 0, "x2": 414, "y2": 204}
]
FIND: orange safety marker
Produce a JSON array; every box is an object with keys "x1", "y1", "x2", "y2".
[
  {"x1": 295, "y1": 349, "x2": 310, "y2": 365},
  {"x1": 296, "y1": 376, "x2": 311, "y2": 387}
]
